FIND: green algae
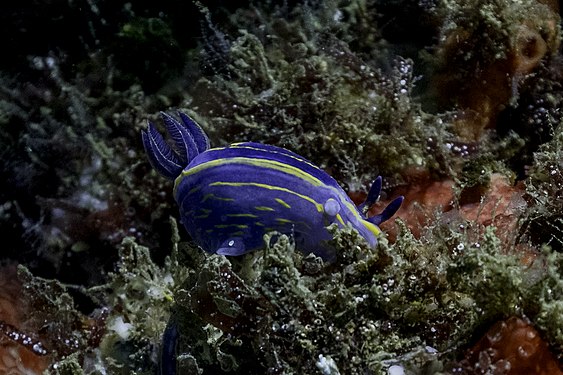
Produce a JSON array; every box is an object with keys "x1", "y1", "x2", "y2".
[
  {"x1": 524, "y1": 125, "x2": 563, "y2": 251},
  {"x1": 153, "y1": 216, "x2": 560, "y2": 373},
  {"x1": 0, "y1": 0, "x2": 561, "y2": 373},
  {"x1": 521, "y1": 122, "x2": 563, "y2": 358},
  {"x1": 530, "y1": 247, "x2": 563, "y2": 358},
  {"x1": 96, "y1": 1, "x2": 562, "y2": 372},
  {"x1": 189, "y1": 2, "x2": 454, "y2": 187},
  {"x1": 12, "y1": 212, "x2": 561, "y2": 373},
  {"x1": 50, "y1": 353, "x2": 84, "y2": 375},
  {"x1": 92, "y1": 224, "x2": 191, "y2": 374}
]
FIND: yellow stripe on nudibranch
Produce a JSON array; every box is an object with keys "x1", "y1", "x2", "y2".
[
  {"x1": 174, "y1": 156, "x2": 324, "y2": 195},
  {"x1": 228, "y1": 144, "x2": 323, "y2": 172},
  {"x1": 361, "y1": 219, "x2": 382, "y2": 238},
  {"x1": 188, "y1": 186, "x2": 201, "y2": 195},
  {"x1": 275, "y1": 218, "x2": 294, "y2": 224},
  {"x1": 275, "y1": 198, "x2": 291, "y2": 209},
  {"x1": 214, "y1": 224, "x2": 249, "y2": 229},
  {"x1": 255, "y1": 206, "x2": 275, "y2": 211},
  {"x1": 195, "y1": 208, "x2": 212, "y2": 218},
  {"x1": 338, "y1": 198, "x2": 382, "y2": 238},
  {"x1": 208, "y1": 181, "x2": 324, "y2": 213},
  {"x1": 201, "y1": 193, "x2": 235, "y2": 202},
  {"x1": 226, "y1": 213, "x2": 259, "y2": 218}
]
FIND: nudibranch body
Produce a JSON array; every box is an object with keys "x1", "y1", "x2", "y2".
[{"x1": 142, "y1": 112, "x2": 403, "y2": 260}]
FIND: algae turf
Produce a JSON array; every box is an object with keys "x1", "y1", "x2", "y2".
[
  {"x1": 132, "y1": 219, "x2": 560, "y2": 373},
  {"x1": 0, "y1": 0, "x2": 562, "y2": 373},
  {"x1": 9, "y1": 216, "x2": 562, "y2": 373},
  {"x1": 186, "y1": 0, "x2": 561, "y2": 189},
  {"x1": 188, "y1": 1, "x2": 457, "y2": 187},
  {"x1": 91, "y1": 223, "x2": 192, "y2": 375},
  {"x1": 524, "y1": 124, "x2": 563, "y2": 252}
]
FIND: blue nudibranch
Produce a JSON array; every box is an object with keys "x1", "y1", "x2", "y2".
[{"x1": 142, "y1": 112, "x2": 403, "y2": 260}]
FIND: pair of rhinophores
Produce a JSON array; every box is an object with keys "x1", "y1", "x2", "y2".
[{"x1": 142, "y1": 111, "x2": 403, "y2": 261}]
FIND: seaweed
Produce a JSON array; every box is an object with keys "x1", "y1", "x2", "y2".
[{"x1": 0, "y1": 0, "x2": 562, "y2": 373}]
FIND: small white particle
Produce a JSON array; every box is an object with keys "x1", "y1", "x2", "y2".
[
  {"x1": 316, "y1": 354, "x2": 340, "y2": 375},
  {"x1": 388, "y1": 365, "x2": 405, "y2": 375}
]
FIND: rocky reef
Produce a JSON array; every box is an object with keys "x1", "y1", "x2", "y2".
[{"x1": 0, "y1": 0, "x2": 561, "y2": 374}]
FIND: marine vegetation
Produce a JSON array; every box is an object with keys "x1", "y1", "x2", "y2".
[{"x1": 0, "y1": 0, "x2": 561, "y2": 374}]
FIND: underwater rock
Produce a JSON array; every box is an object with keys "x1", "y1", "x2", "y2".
[
  {"x1": 461, "y1": 316, "x2": 562, "y2": 374},
  {"x1": 0, "y1": 263, "x2": 113, "y2": 374},
  {"x1": 371, "y1": 177, "x2": 455, "y2": 239},
  {"x1": 0, "y1": 264, "x2": 50, "y2": 374},
  {"x1": 367, "y1": 172, "x2": 544, "y2": 265},
  {"x1": 371, "y1": 174, "x2": 525, "y2": 238},
  {"x1": 432, "y1": 0, "x2": 560, "y2": 141}
]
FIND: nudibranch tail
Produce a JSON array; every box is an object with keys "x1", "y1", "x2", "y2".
[{"x1": 141, "y1": 112, "x2": 210, "y2": 180}]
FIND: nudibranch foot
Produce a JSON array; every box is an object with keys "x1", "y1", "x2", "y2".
[{"x1": 159, "y1": 318, "x2": 178, "y2": 375}]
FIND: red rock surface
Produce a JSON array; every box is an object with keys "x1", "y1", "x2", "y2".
[
  {"x1": 461, "y1": 316, "x2": 562, "y2": 374},
  {"x1": 0, "y1": 264, "x2": 50, "y2": 374}
]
